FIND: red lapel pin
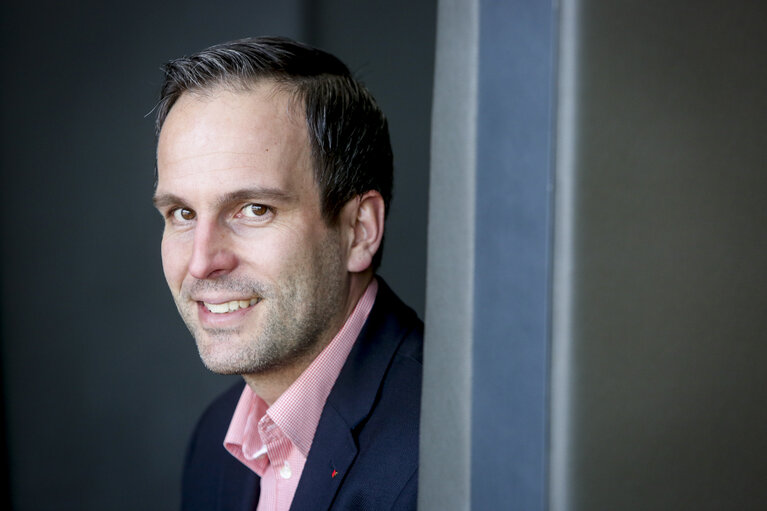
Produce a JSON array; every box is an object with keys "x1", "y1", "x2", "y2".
[{"x1": 331, "y1": 469, "x2": 338, "y2": 478}]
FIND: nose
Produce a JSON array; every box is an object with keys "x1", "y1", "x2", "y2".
[{"x1": 188, "y1": 219, "x2": 238, "y2": 280}]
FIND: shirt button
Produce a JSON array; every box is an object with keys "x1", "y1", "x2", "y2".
[{"x1": 280, "y1": 461, "x2": 292, "y2": 479}]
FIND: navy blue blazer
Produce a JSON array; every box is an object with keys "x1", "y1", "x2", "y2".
[{"x1": 180, "y1": 280, "x2": 423, "y2": 510}]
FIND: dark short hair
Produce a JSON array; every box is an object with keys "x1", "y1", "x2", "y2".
[{"x1": 156, "y1": 36, "x2": 393, "y2": 269}]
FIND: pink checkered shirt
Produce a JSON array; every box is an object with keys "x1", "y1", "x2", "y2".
[{"x1": 224, "y1": 279, "x2": 378, "y2": 511}]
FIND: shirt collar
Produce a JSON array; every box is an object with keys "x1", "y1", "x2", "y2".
[{"x1": 224, "y1": 278, "x2": 379, "y2": 459}]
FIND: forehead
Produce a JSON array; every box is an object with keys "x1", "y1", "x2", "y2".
[{"x1": 156, "y1": 83, "x2": 315, "y2": 198}]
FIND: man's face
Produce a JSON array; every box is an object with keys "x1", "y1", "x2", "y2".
[{"x1": 154, "y1": 84, "x2": 352, "y2": 376}]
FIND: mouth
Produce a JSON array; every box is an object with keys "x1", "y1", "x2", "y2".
[{"x1": 202, "y1": 297, "x2": 261, "y2": 314}]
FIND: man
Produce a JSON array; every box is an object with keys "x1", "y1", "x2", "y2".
[{"x1": 153, "y1": 36, "x2": 423, "y2": 510}]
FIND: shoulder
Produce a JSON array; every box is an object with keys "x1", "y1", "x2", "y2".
[
  {"x1": 181, "y1": 381, "x2": 259, "y2": 510},
  {"x1": 329, "y1": 279, "x2": 423, "y2": 509},
  {"x1": 328, "y1": 279, "x2": 423, "y2": 415},
  {"x1": 363, "y1": 277, "x2": 424, "y2": 365},
  {"x1": 189, "y1": 381, "x2": 246, "y2": 446}
]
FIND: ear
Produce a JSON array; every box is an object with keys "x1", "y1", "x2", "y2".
[{"x1": 342, "y1": 191, "x2": 385, "y2": 273}]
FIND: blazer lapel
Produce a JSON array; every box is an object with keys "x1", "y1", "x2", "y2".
[
  {"x1": 288, "y1": 406, "x2": 359, "y2": 511},
  {"x1": 289, "y1": 279, "x2": 413, "y2": 511}
]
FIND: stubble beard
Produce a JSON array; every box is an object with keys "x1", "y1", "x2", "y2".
[{"x1": 176, "y1": 232, "x2": 348, "y2": 376}]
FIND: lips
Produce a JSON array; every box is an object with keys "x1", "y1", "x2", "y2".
[{"x1": 202, "y1": 297, "x2": 260, "y2": 314}]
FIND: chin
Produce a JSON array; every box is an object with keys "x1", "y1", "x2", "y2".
[
  {"x1": 196, "y1": 340, "x2": 251, "y2": 375},
  {"x1": 199, "y1": 355, "x2": 257, "y2": 375}
]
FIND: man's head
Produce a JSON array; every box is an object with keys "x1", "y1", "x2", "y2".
[
  {"x1": 153, "y1": 37, "x2": 390, "y2": 384},
  {"x1": 155, "y1": 36, "x2": 393, "y2": 268}
]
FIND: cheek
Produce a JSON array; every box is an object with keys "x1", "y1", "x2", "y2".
[
  {"x1": 238, "y1": 230, "x2": 318, "y2": 278},
  {"x1": 240, "y1": 237, "x2": 295, "y2": 277},
  {"x1": 160, "y1": 236, "x2": 188, "y2": 290}
]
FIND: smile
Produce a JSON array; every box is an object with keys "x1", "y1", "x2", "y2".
[{"x1": 203, "y1": 298, "x2": 261, "y2": 314}]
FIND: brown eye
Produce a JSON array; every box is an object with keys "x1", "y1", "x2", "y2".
[
  {"x1": 172, "y1": 208, "x2": 195, "y2": 221},
  {"x1": 242, "y1": 204, "x2": 269, "y2": 217}
]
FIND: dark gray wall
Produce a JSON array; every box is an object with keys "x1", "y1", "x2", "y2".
[
  {"x1": 0, "y1": 2, "x2": 433, "y2": 509},
  {"x1": 307, "y1": 0, "x2": 434, "y2": 314},
  {"x1": 551, "y1": 1, "x2": 767, "y2": 510},
  {"x1": 423, "y1": 0, "x2": 767, "y2": 509}
]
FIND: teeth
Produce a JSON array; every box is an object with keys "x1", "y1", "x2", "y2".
[
  {"x1": 206, "y1": 302, "x2": 230, "y2": 314},
  {"x1": 204, "y1": 298, "x2": 259, "y2": 314}
]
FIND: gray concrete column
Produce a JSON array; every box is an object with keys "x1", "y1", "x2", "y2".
[{"x1": 420, "y1": 1, "x2": 556, "y2": 510}]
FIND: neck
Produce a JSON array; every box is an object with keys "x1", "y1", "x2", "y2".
[{"x1": 241, "y1": 352, "x2": 317, "y2": 406}]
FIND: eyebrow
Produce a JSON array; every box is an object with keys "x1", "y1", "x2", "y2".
[{"x1": 152, "y1": 187, "x2": 297, "y2": 210}]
